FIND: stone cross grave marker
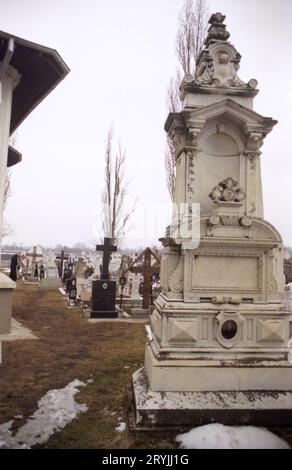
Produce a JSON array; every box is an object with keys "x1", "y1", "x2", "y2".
[
  {"x1": 26, "y1": 246, "x2": 43, "y2": 278},
  {"x1": 55, "y1": 249, "x2": 69, "y2": 278}
]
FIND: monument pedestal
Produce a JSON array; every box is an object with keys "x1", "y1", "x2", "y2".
[
  {"x1": 40, "y1": 262, "x2": 62, "y2": 290},
  {"x1": 40, "y1": 278, "x2": 62, "y2": 290},
  {"x1": 24, "y1": 275, "x2": 39, "y2": 283},
  {"x1": 0, "y1": 273, "x2": 16, "y2": 334},
  {"x1": 130, "y1": 308, "x2": 151, "y2": 319},
  {"x1": 132, "y1": 368, "x2": 292, "y2": 428}
]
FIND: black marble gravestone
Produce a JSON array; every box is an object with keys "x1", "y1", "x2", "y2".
[
  {"x1": 91, "y1": 279, "x2": 116, "y2": 317},
  {"x1": 90, "y1": 237, "x2": 118, "y2": 318},
  {"x1": 9, "y1": 254, "x2": 18, "y2": 281}
]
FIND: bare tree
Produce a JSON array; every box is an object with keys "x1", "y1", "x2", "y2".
[
  {"x1": 176, "y1": 0, "x2": 209, "y2": 75},
  {"x1": 2, "y1": 171, "x2": 13, "y2": 239},
  {"x1": 165, "y1": 0, "x2": 209, "y2": 200},
  {"x1": 3, "y1": 170, "x2": 11, "y2": 212},
  {"x1": 165, "y1": 69, "x2": 182, "y2": 199},
  {"x1": 101, "y1": 128, "x2": 134, "y2": 246},
  {"x1": 166, "y1": 69, "x2": 182, "y2": 114},
  {"x1": 176, "y1": 0, "x2": 196, "y2": 75},
  {"x1": 165, "y1": 135, "x2": 177, "y2": 201},
  {"x1": 193, "y1": 0, "x2": 209, "y2": 65}
]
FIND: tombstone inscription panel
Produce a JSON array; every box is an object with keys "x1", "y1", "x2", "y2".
[{"x1": 91, "y1": 280, "x2": 117, "y2": 318}]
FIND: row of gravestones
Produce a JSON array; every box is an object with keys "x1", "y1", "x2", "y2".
[
  {"x1": 15, "y1": 241, "x2": 160, "y2": 318},
  {"x1": 70, "y1": 243, "x2": 146, "y2": 317}
]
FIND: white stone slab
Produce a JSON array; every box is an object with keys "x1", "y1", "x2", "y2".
[
  {"x1": 133, "y1": 367, "x2": 292, "y2": 427},
  {"x1": 133, "y1": 368, "x2": 292, "y2": 410}
]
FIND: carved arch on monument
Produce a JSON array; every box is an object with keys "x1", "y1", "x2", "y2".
[
  {"x1": 249, "y1": 218, "x2": 282, "y2": 243},
  {"x1": 185, "y1": 99, "x2": 276, "y2": 132},
  {"x1": 209, "y1": 41, "x2": 239, "y2": 62},
  {"x1": 197, "y1": 118, "x2": 245, "y2": 213},
  {"x1": 199, "y1": 118, "x2": 245, "y2": 155},
  {"x1": 198, "y1": 215, "x2": 282, "y2": 243}
]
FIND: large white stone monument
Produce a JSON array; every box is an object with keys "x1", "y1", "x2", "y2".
[{"x1": 133, "y1": 13, "x2": 292, "y2": 427}]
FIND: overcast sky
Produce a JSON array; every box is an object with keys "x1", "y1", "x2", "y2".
[{"x1": 1, "y1": 0, "x2": 292, "y2": 249}]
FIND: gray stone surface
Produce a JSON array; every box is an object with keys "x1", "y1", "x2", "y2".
[
  {"x1": 40, "y1": 278, "x2": 62, "y2": 290},
  {"x1": 132, "y1": 368, "x2": 292, "y2": 428},
  {"x1": 130, "y1": 308, "x2": 151, "y2": 319},
  {"x1": 0, "y1": 318, "x2": 37, "y2": 342}
]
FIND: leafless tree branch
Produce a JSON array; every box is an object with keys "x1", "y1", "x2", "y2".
[
  {"x1": 101, "y1": 128, "x2": 134, "y2": 247},
  {"x1": 3, "y1": 170, "x2": 11, "y2": 212},
  {"x1": 165, "y1": 135, "x2": 176, "y2": 201},
  {"x1": 165, "y1": 0, "x2": 209, "y2": 200},
  {"x1": 166, "y1": 69, "x2": 182, "y2": 113}
]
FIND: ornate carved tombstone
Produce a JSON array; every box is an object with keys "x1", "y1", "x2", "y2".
[{"x1": 133, "y1": 13, "x2": 292, "y2": 427}]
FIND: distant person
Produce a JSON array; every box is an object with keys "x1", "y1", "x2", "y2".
[
  {"x1": 138, "y1": 281, "x2": 143, "y2": 296},
  {"x1": 39, "y1": 264, "x2": 45, "y2": 280},
  {"x1": 150, "y1": 281, "x2": 154, "y2": 306},
  {"x1": 34, "y1": 263, "x2": 39, "y2": 278},
  {"x1": 63, "y1": 267, "x2": 69, "y2": 283},
  {"x1": 9, "y1": 254, "x2": 19, "y2": 281}
]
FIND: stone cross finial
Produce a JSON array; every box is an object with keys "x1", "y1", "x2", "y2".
[
  {"x1": 209, "y1": 12, "x2": 226, "y2": 24},
  {"x1": 204, "y1": 12, "x2": 230, "y2": 46}
]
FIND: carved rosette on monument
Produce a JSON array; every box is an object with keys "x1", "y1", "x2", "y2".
[{"x1": 132, "y1": 13, "x2": 292, "y2": 428}]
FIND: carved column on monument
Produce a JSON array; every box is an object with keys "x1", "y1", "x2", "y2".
[{"x1": 244, "y1": 130, "x2": 264, "y2": 218}]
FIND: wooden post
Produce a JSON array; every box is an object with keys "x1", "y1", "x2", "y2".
[{"x1": 126, "y1": 248, "x2": 160, "y2": 309}]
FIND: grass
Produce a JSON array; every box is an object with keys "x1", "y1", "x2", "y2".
[
  {"x1": 0, "y1": 282, "x2": 179, "y2": 448},
  {"x1": 1, "y1": 282, "x2": 292, "y2": 449}
]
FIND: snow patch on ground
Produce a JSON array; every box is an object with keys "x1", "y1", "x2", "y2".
[
  {"x1": 0, "y1": 379, "x2": 88, "y2": 449},
  {"x1": 0, "y1": 421, "x2": 27, "y2": 449},
  {"x1": 176, "y1": 423, "x2": 290, "y2": 449},
  {"x1": 115, "y1": 422, "x2": 126, "y2": 432}
]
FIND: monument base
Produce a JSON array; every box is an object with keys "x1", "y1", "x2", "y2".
[
  {"x1": 24, "y1": 276, "x2": 39, "y2": 283},
  {"x1": 145, "y1": 343, "x2": 292, "y2": 392},
  {"x1": 90, "y1": 309, "x2": 118, "y2": 318},
  {"x1": 40, "y1": 278, "x2": 62, "y2": 290},
  {"x1": 130, "y1": 308, "x2": 151, "y2": 319},
  {"x1": 132, "y1": 367, "x2": 292, "y2": 429}
]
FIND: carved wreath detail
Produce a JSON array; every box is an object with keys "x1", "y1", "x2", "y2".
[{"x1": 209, "y1": 177, "x2": 246, "y2": 203}]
